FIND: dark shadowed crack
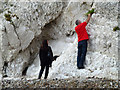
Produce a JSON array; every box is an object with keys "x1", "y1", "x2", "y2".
[{"x1": 91, "y1": 1, "x2": 94, "y2": 7}]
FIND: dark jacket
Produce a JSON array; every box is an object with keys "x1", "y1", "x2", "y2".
[{"x1": 39, "y1": 46, "x2": 53, "y2": 66}]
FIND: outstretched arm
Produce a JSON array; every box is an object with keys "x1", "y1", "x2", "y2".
[{"x1": 85, "y1": 14, "x2": 92, "y2": 24}]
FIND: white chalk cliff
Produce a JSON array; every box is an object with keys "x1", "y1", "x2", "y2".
[{"x1": 0, "y1": 1, "x2": 119, "y2": 80}]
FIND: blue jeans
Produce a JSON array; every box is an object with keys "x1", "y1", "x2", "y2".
[{"x1": 77, "y1": 40, "x2": 87, "y2": 68}]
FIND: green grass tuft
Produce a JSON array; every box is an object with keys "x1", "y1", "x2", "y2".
[
  {"x1": 85, "y1": 8, "x2": 95, "y2": 16},
  {"x1": 4, "y1": 13, "x2": 12, "y2": 22},
  {"x1": 113, "y1": 26, "x2": 120, "y2": 31},
  {"x1": 0, "y1": 10, "x2": 4, "y2": 14}
]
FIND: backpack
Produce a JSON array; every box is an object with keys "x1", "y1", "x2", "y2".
[{"x1": 47, "y1": 47, "x2": 53, "y2": 62}]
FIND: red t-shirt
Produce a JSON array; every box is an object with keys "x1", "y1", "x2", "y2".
[{"x1": 75, "y1": 21, "x2": 89, "y2": 42}]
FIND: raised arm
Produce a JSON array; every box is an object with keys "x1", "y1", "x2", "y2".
[{"x1": 85, "y1": 14, "x2": 92, "y2": 24}]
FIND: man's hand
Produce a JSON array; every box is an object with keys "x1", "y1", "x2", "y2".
[
  {"x1": 85, "y1": 14, "x2": 92, "y2": 24},
  {"x1": 88, "y1": 14, "x2": 92, "y2": 17}
]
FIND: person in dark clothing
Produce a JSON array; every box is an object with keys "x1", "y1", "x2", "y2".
[
  {"x1": 75, "y1": 14, "x2": 92, "y2": 69},
  {"x1": 38, "y1": 40, "x2": 53, "y2": 79}
]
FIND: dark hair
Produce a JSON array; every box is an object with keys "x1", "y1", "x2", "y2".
[
  {"x1": 75, "y1": 20, "x2": 79, "y2": 25},
  {"x1": 41, "y1": 40, "x2": 48, "y2": 49}
]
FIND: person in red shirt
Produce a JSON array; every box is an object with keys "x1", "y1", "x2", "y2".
[{"x1": 75, "y1": 14, "x2": 92, "y2": 69}]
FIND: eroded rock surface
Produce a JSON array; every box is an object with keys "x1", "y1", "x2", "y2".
[{"x1": 0, "y1": 1, "x2": 119, "y2": 81}]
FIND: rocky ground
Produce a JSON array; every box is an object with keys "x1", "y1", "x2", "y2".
[{"x1": 2, "y1": 77, "x2": 119, "y2": 89}]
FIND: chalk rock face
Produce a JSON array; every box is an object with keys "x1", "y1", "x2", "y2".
[
  {"x1": 1, "y1": 1, "x2": 65, "y2": 77},
  {"x1": 0, "y1": 1, "x2": 119, "y2": 80},
  {"x1": 42, "y1": 2, "x2": 119, "y2": 80}
]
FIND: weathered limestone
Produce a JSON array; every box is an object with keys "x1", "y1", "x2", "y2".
[{"x1": 0, "y1": 1, "x2": 119, "y2": 80}]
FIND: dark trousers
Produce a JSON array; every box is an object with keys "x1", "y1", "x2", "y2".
[
  {"x1": 77, "y1": 40, "x2": 87, "y2": 68},
  {"x1": 38, "y1": 65, "x2": 49, "y2": 79}
]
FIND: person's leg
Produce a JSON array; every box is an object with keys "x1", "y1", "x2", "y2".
[
  {"x1": 38, "y1": 65, "x2": 45, "y2": 79},
  {"x1": 44, "y1": 65, "x2": 49, "y2": 79},
  {"x1": 80, "y1": 40, "x2": 87, "y2": 68},
  {"x1": 77, "y1": 41, "x2": 82, "y2": 69}
]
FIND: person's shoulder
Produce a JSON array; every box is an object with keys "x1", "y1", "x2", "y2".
[
  {"x1": 81, "y1": 21, "x2": 87, "y2": 26},
  {"x1": 48, "y1": 46, "x2": 51, "y2": 48},
  {"x1": 48, "y1": 46, "x2": 51, "y2": 49},
  {"x1": 83, "y1": 21, "x2": 87, "y2": 24}
]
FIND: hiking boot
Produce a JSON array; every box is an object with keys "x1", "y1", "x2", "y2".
[{"x1": 77, "y1": 66, "x2": 85, "y2": 69}]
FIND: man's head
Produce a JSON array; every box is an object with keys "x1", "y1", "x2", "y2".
[{"x1": 75, "y1": 20, "x2": 81, "y2": 25}]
